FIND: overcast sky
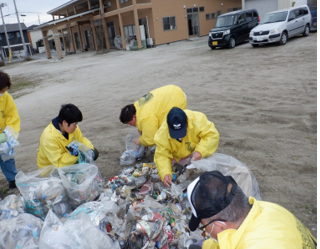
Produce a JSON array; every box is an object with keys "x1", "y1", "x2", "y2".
[{"x1": 0, "y1": 0, "x2": 68, "y2": 27}]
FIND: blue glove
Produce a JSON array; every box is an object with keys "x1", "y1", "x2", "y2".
[{"x1": 66, "y1": 143, "x2": 79, "y2": 156}]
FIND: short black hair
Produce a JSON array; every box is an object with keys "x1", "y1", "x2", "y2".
[
  {"x1": 119, "y1": 104, "x2": 136, "y2": 124},
  {"x1": 58, "y1": 104, "x2": 83, "y2": 126},
  {"x1": 0, "y1": 71, "x2": 12, "y2": 90}
]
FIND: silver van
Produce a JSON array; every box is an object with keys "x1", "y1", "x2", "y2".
[{"x1": 249, "y1": 5, "x2": 311, "y2": 47}]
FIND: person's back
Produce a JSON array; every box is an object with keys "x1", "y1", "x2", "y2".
[
  {"x1": 120, "y1": 85, "x2": 187, "y2": 147},
  {"x1": 134, "y1": 85, "x2": 186, "y2": 128}
]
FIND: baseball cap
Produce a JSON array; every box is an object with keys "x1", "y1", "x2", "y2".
[
  {"x1": 187, "y1": 171, "x2": 238, "y2": 231},
  {"x1": 167, "y1": 107, "x2": 187, "y2": 138}
]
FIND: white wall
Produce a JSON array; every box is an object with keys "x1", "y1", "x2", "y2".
[
  {"x1": 29, "y1": 29, "x2": 53, "y2": 49},
  {"x1": 244, "y1": 0, "x2": 293, "y2": 19}
]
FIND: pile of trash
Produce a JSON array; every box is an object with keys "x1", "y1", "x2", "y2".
[{"x1": 0, "y1": 153, "x2": 261, "y2": 249}]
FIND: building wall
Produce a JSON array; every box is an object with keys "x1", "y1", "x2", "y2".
[
  {"x1": 29, "y1": 30, "x2": 43, "y2": 48},
  {"x1": 151, "y1": 0, "x2": 241, "y2": 45},
  {"x1": 278, "y1": 0, "x2": 292, "y2": 9},
  {"x1": 245, "y1": 0, "x2": 278, "y2": 19}
]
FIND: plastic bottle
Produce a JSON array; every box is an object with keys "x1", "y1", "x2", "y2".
[{"x1": 52, "y1": 203, "x2": 68, "y2": 217}]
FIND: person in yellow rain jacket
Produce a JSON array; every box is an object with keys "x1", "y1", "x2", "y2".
[
  {"x1": 0, "y1": 71, "x2": 20, "y2": 189},
  {"x1": 154, "y1": 107, "x2": 220, "y2": 186},
  {"x1": 119, "y1": 85, "x2": 187, "y2": 147},
  {"x1": 37, "y1": 104, "x2": 99, "y2": 169},
  {"x1": 187, "y1": 171, "x2": 317, "y2": 249}
]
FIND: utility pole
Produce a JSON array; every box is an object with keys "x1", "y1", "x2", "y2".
[
  {"x1": 13, "y1": 0, "x2": 28, "y2": 57},
  {"x1": 0, "y1": 3, "x2": 11, "y2": 63}
]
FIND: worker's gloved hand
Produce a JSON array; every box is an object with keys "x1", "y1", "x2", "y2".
[{"x1": 66, "y1": 143, "x2": 79, "y2": 156}]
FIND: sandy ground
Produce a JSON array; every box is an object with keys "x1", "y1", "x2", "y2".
[{"x1": 0, "y1": 33, "x2": 317, "y2": 237}]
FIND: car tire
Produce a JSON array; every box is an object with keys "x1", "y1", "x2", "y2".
[
  {"x1": 302, "y1": 24, "x2": 310, "y2": 37},
  {"x1": 251, "y1": 44, "x2": 259, "y2": 47},
  {"x1": 210, "y1": 47, "x2": 216, "y2": 50},
  {"x1": 279, "y1": 32, "x2": 287, "y2": 45},
  {"x1": 228, "y1": 37, "x2": 236, "y2": 48}
]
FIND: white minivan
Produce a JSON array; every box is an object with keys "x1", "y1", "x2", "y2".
[{"x1": 249, "y1": 5, "x2": 311, "y2": 47}]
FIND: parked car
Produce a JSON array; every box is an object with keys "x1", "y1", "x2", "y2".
[
  {"x1": 249, "y1": 5, "x2": 311, "y2": 47},
  {"x1": 294, "y1": 0, "x2": 317, "y2": 31},
  {"x1": 208, "y1": 9, "x2": 259, "y2": 49}
]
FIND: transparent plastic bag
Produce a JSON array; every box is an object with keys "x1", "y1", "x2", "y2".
[
  {"x1": 16, "y1": 166, "x2": 70, "y2": 220},
  {"x1": 58, "y1": 163, "x2": 104, "y2": 209},
  {"x1": 70, "y1": 201, "x2": 123, "y2": 234},
  {"x1": 0, "y1": 194, "x2": 25, "y2": 220},
  {"x1": 120, "y1": 130, "x2": 145, "y2": 165},
  {"x1": 0, "y1": 213, "x2": 43, "y2": 249},
  {"x1": 184, "y1": 153, "x2": 262, "y2": 200},
  {"x1": 67, "y1": 140, "x2": 95, "y2": 164},
  {"x1": 0, "y1": 126, "x2": 20, "y2": 162},
  {"x1": 39, "y1": 210, "x2": 120, "y2": 249}
]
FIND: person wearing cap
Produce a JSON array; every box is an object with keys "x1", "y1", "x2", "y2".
[
  {"x1": 119, "y1": 85, "x2": 187, "y2": 147},
  {"x1": 37, "y1": 104, "x2": 99, "y2": 169},
  {"x1": 187, "y1": 170, "x2": 317, "y2": 249},
  {"x1": 0, "y1": 71, "x2": 20, "y2": 189},
  {"x1": 154, "y1": 107, "x2": 219, "y2": 186}
]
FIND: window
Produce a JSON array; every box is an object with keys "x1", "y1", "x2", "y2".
[
  {"x1": 302, "y1": 7, "x2": 309, "y2": 15},
  {"x1": 211, "y1": 13, "x2": 216, "y2": 19},
  {"x1": 199, "y1": 7, "x2": 204, "y2": 12},
  {"x1": 253, "y1": 11, "x2": 258, "y2": 20},
  {"x1": 193, "y1": 7, "x2": 198, "y2": 12},
  {"x1": 123, "y1": 25, "x2": 136, "y2": 40},
  {"x1": 236, "y1": 13, "x2": 245, "y2": 24},
  {"x1": 246, "y1": 12, "x2": 252, "y2": 22},
  {"x1": 163, "y1": 16, "x2": 176, "y2": 30},
  {"x1": 16, "y1": 32, "x2": 21, "y2": 38},
  {"x1": 227, "y1": 8, "x2": 232, "y2": 12},
  {"x1": 289, "y1": 11, "x2": 296, "y2": 20},
  {"x1": 187, "y1": 8, "x2": 192, "y2": 13},
  {"x1": 206, "y1": 14, "x2": 211, "y2": 20},
  {"x1": 217, "y1": 10, "x2": 222, "y2": 16}
]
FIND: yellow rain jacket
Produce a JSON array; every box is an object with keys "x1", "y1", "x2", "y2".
[
  {"x1": 37, "y1": 122, "x2": 94, "y2": 169},
  {"x1": 0, "y1": 92, "x2": 20, "y2": 133},
  {"x1": 154, "y1": 110, "x2": 219, "y2": 181},
  {"x1": 134, "y1": 85, "x2": 187, "y2": 147},
  {"x1": 202, "y1": 197, "x2": 317, "y2": 249}
]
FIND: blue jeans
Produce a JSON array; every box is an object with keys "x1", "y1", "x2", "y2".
[{"x1": 0, "y1": 158, "x2": 17, "y2": 182}]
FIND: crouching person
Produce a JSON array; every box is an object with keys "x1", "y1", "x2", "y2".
[
  {"x1": 37, "y1": 104, "x2": 99, "y2": 169},
  {"x1": 187, "y1": 171, "x2": 317, "y2": 249},
  {"x1": 0, "y1": 71, "x2": 20, "y2": 189},
  {"x1": 154, "y1": 107, "x2": 220, "y2": 187}
]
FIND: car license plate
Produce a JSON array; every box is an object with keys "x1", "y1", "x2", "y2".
[
  {"x1": 257, "y1": 37, "x2": 264, "y2": 41},
  {"x1": 212, "y1": 41, "x2": 218, "y2": 45}
]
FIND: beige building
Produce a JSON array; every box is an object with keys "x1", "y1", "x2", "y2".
[{"x1": 38, "y1": 0, "x2": 242, "y2": 59}]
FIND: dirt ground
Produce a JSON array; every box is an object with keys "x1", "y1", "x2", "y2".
[{"x1": 0, "y1": 33, "x2": 317, "y2": 237}]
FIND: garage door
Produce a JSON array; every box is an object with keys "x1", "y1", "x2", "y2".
[{"x1": 245, "y1": 0, "x2": 278, "y2": 19}]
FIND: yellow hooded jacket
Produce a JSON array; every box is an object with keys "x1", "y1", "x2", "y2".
[
  {"x1": 202, "y1": 197, "x2": 317, "y2": 249},
  {"x1": 0, "y1": 92, "x2": 20, "y2": 133},
  {"x1": 37, "y1": 122, "x2": 94, "y2": 169},
  {"x1": 154, "y1": 109, "x2": 219, "y2": 181},
  {"x1": 134, "y1": 85, "x2": 187, "y2": 147}
]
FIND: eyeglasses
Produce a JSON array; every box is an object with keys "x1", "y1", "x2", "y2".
[{"x1": 198, "y1": 219, "x2": 226, "y2": 230}]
